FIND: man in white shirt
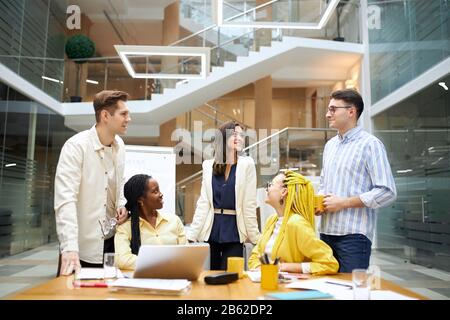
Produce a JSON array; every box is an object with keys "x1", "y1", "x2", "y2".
[{"x1": 54, "y1": 90, "x2": 131, "y2": 275}]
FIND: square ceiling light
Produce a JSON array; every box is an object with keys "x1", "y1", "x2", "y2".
[
  {"x1": 218, "y1": 0, "x2": 341, "y2": 30},
  {"x1": 115, "y1": 45, "x2": 211, "y2": 79}
]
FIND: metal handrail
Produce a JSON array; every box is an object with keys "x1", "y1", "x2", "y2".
[
  {"x1": 70, "y1": 56, "x2": 122, "y2": 63},
  {"x1": 191, "y1": 102, "x2": 251, "y2": 128},
  {"x1": 210, "y1": 27, "x2": 261, "y2": 51},
  {"x1": 223, "y1": 0, "x2": 247, "y2": 13},
  {"x1": 177, "y1": 170, "x2": 203, "y2": 187},
  {"x1": 0, "y1": 55, "x2": 64, "y2": 62},
  {"x1": 170, "y1": 0, "x2": 279, "y2": 46},
  {"x1": 223, "y1": 0, "x2": 279, "y2": 24},
  {"x1": 161, "y1": 25, "x2": 275, "y2": 75},
  {"x1": 203, "y1": 102, "x2": 245, "y2": 125},
  {"x1": 193, "y1": 108, "x2": 225, "y2": 124}
]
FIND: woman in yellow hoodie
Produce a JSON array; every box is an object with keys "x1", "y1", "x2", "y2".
[{"x1": 248, "y1": 171, "x2": 338, "y2": 275}]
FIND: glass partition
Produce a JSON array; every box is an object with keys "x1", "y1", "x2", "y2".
[
  {"x1": 368, "y1": 0, "x2": 450, "y2": 103},
  {"x1": 0, "y1": 0, "x2": 66, "y2": 100},
  {"x1": 0, "y1": 81, "x2": 75, "y2": 257},
  {"x1": 373, "y1": 74, "x2": 450, "y2": 271}
]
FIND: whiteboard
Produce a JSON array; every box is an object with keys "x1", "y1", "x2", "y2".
[{"x1": 124, "y1": 145, "x2": 176, "y2": 215}]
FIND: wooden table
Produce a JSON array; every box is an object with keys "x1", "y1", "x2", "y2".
[{"x1": 8, "y1": 271, "x2": 425, "y2": 300}]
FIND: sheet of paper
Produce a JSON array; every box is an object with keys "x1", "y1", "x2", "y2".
[
  {"x1": 287, "y1": 278, "x2": 417, "y2": 300},
  {"x1": 245, "y1": 271, "x2": 261, "y2": 282},
  {"x1": 245, "y1": 271, "x2": 307, "y2": 283},
  {"x1": 370, "y1": 290, "x2": 417, "y2": 300},
  {"x1": 75, "y1": 268, "x2": 124, "y2": 280},
  {"x1": 331, "y1": 289, "x2": 417, "y2": 300},
  {"x1": 110, "y1": 278, "x2": 191, "y2": 291},
  {"x1": 286, "y1": 277, "x2": 353, "y2": 295}
]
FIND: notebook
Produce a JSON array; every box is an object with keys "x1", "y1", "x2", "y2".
[
  {"x1": 265, "y1": 290, "x2": 333, "y2": 300},
  {"x1": 75, "y1": 268, "x2": 124, "y2": 280},
  {"x1": 109, "y1": 278, "x2": 191, "y2": 296}
]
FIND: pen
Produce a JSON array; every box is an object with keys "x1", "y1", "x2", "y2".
[
  {"x1": 273, "y1": 257, "x2": 280, "y2": 265},
  {"x1": 263, "y1": 253, "x2": 270, "y2": 264},
  {"x1": 325, "y1": 281, "x2": 353, "y2": 289},
  {"x1": 73, "y1": 281, "x2": 108, "y2": 288},
  {"x1": 259, "y1": 255, "x2": 265, "y2": 265}
]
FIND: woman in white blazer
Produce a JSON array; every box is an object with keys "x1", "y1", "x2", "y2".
[{"x1": 187, "y1": 121, "x2": 261, "y2": 270}]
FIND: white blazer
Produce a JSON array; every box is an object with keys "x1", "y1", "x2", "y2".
[
  {"x1": 187, "y1": 156, "x2": 261, "y2": 244},
  {"x1": 54, "y1": 125, "x2": 126, "y2": 263}
]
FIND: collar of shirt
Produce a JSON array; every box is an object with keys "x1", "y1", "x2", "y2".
[
  {"x1": 89, "y1": 125, "x2": 119, "y2": 151},
  {"x1": 138, "y1": 211, "x2": 168, "y2": 229},
  {"x1": 338, "y1": 125, "x2": 362, "y2": 143}
]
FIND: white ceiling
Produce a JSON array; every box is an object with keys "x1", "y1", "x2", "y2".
[{"x1": 271, "y1": 48, "x2": 361, "y2": 88}]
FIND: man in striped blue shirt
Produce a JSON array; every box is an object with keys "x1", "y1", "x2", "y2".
[{"x1": 317, "y1": 89, "x2": 397, "y2": 272}]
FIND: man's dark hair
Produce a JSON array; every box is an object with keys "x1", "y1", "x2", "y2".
[
  {"x1": 124, "y1": 174, "x2": 152, "y2": 255},
  {"x1": 93, "y1": 90, "x2": 129, "y2": 123},
  {"x1": 331, "y1": 89, "x2": 364, "y2": 119}
]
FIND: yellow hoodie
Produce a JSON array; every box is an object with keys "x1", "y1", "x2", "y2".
[{"x1": 248, "y1": 171, "x2": 338, "y2": 275}]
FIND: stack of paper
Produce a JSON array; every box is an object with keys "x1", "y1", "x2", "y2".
[
  {"x1": 109, "y1": 278, "x2": 191, "y2": 295},
  {"x1": 75, "y1": 268, "x2": 124, "y2": 280}
]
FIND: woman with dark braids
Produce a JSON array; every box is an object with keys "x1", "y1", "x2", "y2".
[{"x1": 115, "y1": 174, "x2": 186, "y2": 270}]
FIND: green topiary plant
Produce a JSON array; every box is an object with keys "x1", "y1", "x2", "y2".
[
  {"x1": 65, "y1": 34, "x2": 95, "y2": 63},
  {"x1": 65, "y1": 35, "x2": 95, "y2": 102}
]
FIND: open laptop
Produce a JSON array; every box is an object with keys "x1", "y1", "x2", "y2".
[{"x1": 133, "y1": 243, "x2": 209, "y2": 280}]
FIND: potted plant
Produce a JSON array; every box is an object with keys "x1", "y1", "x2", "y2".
[{"x1": 65, "y1": 34, "x2": 95, "y2": 102}]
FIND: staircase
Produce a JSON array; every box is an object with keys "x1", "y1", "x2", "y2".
[
  {"x1": 63, "y1": 36, "x2": 363, "y2": 134},
  {"x1": 179, "y1": 0, "x2": 252, "y2": 57},
  {"x1": 62, "y1": 1, "x2": 363, "y2": 135}
]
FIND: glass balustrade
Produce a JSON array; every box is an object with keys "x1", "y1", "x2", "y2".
[
  {"x1": 62, "y1": 0, "x2": 361, "y2": 103},
  {"x1": 176, "y1": 102, "x2": 249, "y2": 133}
]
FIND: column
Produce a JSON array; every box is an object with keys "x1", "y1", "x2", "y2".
[
  {"x1": 254, "y1": 76, "x2": 272, "y2": 131},
  {"x1": 159, "y1": 1, "x2": 180, "y2": 147}
]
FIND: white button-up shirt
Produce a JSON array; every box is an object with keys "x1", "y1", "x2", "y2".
[{"x1": 54, "y1": 125, "x2": 126, "y2": 263}]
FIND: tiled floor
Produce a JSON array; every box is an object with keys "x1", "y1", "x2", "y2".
[
  {"x1": 0, "y1": 243, "x2": 449, "y2": 300},
  {"x1": 0, "y1": 243, "x2": 58, "y2": 299}
]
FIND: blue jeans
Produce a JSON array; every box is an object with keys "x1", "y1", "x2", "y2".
[{"x1": 320, "y1": 233, "x2": 372, "y2": 273}]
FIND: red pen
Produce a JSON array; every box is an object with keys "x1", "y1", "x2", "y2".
[{"x1": 73, "y1": 281, "x2": 108, "y2": 288}]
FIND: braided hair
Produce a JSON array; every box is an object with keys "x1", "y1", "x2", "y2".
[
  {"x1": 271, "y1": 171, "x2": 316, "y2": 260},
  {"x1": 124, "y1": 174, "x2": 151, "y2": 255}
]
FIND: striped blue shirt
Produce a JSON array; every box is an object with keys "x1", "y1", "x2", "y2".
[{"x1": 318, "y1": 126, "x2": 397, "y2": 241}]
